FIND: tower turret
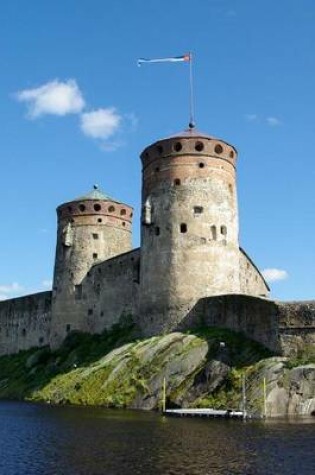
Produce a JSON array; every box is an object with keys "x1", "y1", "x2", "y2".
[
  {"x1": 139, "y1": 128, "x2": 240, "y2": 335},
  {"x1": 50, "y1": 185, "x2": 133, "y2": 347}
]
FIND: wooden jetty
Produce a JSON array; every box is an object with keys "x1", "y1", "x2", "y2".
[{"x1": 164, "y1": 408, "x2": 245, "y2": 419}]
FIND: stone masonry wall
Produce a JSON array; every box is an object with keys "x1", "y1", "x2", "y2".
[
  {"x1": 0, "y1": 292, "x2": 52, "y2": 355},
  {"x1": 239, "y1": 247, "x2": 269, "y2": 297},
  {"x1": 277, "y1": 301, "x2": 315, "y2": 356},
  {"x1": 176, "y1": 294, "x2": 280, "y2": 352}
]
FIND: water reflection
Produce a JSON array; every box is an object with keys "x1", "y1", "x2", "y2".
[{"x1": 0, "y1": 402, "x2": 314, "y2": 475}]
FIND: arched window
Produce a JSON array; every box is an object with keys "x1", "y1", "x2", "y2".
[
  {"x1": 174, "y1": 178, "x2": 181, "y2": 186},
  {"x1": 180, "y1": 223, "x2": 187, "y2": 233}
]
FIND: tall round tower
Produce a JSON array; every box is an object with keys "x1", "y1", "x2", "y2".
[
  {"x1": 51, "y1": 185, "x2": 133, "y2": 347},
  {"x1": 139, "y1": 128, "x2": 241, "y2": 335}
]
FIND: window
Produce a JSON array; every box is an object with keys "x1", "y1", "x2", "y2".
[
  {"x1": 229, "y1": 150, "x2": 234, "y2": 158},
  {"x1": 79, "y1": 204, "x2": 86, "y2": 212},
  {"x1": 215, "y1": 144, "x2": 223, "y2": 155},
  {"x1": 174, "y1": 178, "x2": 181, "y2": 186},
  {"x1": 211, "y1": 225, "x2": 217, "y2": 240},
  {"x1": 174, "y1": 142, "x2": 182, "y2": 152},
  {"x1": 220, "y1": 225, "x2": 227, "y2": 236},
  {"x1": 88, "y1": 309, "x2": 93, "y2": 316},
  {"x1": 94, "y1": 203, "x2": 101, "y2": 211},
  {"x1": 120, "y1": 209, "x2": 126, "y2": 216},
  {"x1": 180, "y1": 223, "x2": 187, "y2": 233},
  {"x1": 155, "y1": 226, "x2": 160, "y2": 236},
  {"x1": 195, "y1": 141, "x2": 204, "y2": 152},
  {"x1": 93, "y1": 253, "x2": 98, "y2": 259},
  {"x1": 66, "y1": 324, "x2": 71, "y2": 333},
  {"x1": 155, "y1": 166, "x2": 160, "y2": 172},
  {"x1": 157, "y1": 145, "x2": 163, "y2": 154},
  {"x1": 75, "y1": 284, "x2": 82, "y2": 300},
  {"x1": 39, "y1": 337, "x2": 44, "y2": 344},
  {"x1": 194, "y1": 206, "x2": 203, "y2": 215},
  {"x1": 22, "y1": 328, "x2": 26, "y2": 337},
  {"x1": 92, "y1": 233, "x2": 99, "y2": 240},
  {"x1": 199, "y1": 162, "x2": 205, "y2": 168},
  {"x1": 108, "y1": 205, "x2": 115, "y2": 212},
  {"x1": 98, "y1": 218, "x2": 102, "y2": 223}
]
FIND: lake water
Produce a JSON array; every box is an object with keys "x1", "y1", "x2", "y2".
[{"x1": 0, "y1": 402, "x2": 314, "y2": 475}]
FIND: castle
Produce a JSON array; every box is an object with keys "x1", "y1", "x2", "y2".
[{"x1": 0, "y1": 126, "x2": 314, "y2": 356}]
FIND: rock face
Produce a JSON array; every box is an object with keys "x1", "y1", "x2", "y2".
[{"x1": 247, "y1": 358, "x2": 315, "y2": 417}]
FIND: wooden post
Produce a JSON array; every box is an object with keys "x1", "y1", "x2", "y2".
[
  {"x1": 263, "y1": 377, "x2": 267, "y2": 418},
  {"x1": 162, "y1": 377, "x2": 166, "y2": 413}
]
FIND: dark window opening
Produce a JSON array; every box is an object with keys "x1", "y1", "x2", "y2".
[
  {"x1": 180, "y1": 223, "x2": 187, "y2": 233},
  {"x1": 199, "y1": 162, "x2": 205, "y2": 168},
  {"x1": 108, "y1": 205, "x2": 115, "y2": 212},
  {"x1": 229, "y1": 150, "x2": 234, "y2": 158},
  {"x1": 122, "y1": 222, "x2": 126, "y2": 227},
  {"x1": 155, "y1": 166, "x2": 160, "y2": 172},
  {"x1": 22, "y1": 328, "x2": 26, "y2": 337},
  {"x1": 94, "y1": 203, "x2": 101, "y2": 212},
  {"x1": 93, "y1": 253, "x2": 98, "y2": 259},
  {"x1": 229, "y1": 184, "x2": 233, "y2": 194},
  {"x1": 157, "y1": 145, "x2": 163, "y2": 154},
  {"x1": 194, "y1": 206, "x2": 203, "y2": 214},
  {"x1": 98, "y1": 218, "x2": 102, "y2": 223},
  {"x1": 215, "y1": 144, "x2": 223, "y2": 155},
  {"x1": 88, "y1": 309, "x2": 93, "y2": 316},
  {"x1": 79, "y1": 204, "x2": 86, "y2": 212},
  {"x1": 211, "y1": 225, "x2": 217, "y2": 240},
  {"x1": 68, "y1": 206, "x2": 72, "y2": 212},
  {"x1": 174, "y1": 142, "x2": 182, "y2": 152},
  {"x1": 120, "y1": 209, "x2": 126, "y2": 216},
  {"x1": 39, "y1": 337, "x2": 44, "y2": 344},
  {"x1": 75, "y1": 284, "x2": 82, "y2": 300},
  {"x1": 100, "y1": 311, "x2": 104, "y2": 317},
  {"x1": 195, "y1": 141, "x2": 204, "y2": 152},
  {"x1": 92, "y1": 233, "x2": 99, "y2": 240},
  {"x1": 220, "y1": 225, "x2": 227, "y2": 236},
  {"x1": 155, "y1": 226, "x2": 160, "y2": 236},
  {"x1": 66, "y1": 324, "x2": 71, "y2": 333},
  {"x1": 174, "y1": 178, "x2": 181, "y2": 186}
]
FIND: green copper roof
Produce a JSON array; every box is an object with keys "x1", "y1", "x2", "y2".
[{"x1": 73, "y1": 185, "x2": 121, "y2": 203}]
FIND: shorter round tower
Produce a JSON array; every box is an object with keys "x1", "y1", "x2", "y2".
[{"x1": 51, "y1": 185, "x2": 133, "y2": 347}]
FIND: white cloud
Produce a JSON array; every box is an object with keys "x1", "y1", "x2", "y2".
[
  {"x1": 0, "y1": 282, "x2": 24, "y2": 294},
  {"x1": 266, "y1": 116, "x2": 281, "y2": 127},
  {"x1": 0, "y1": 294, "x2": 9, "y2": 301},
  {"x1": 42, "y1": 279, "x2": 52, "y2": 289},
  {"x1": 16, "y1": 79, "x2": 85, "y2": 118},
  {"x1": 262, "y1": 268, "x2": 288, "y2": 283},
  {"x1": 80, "y1": 108, "x2": 121, "y2": 140},
  {"x1": 245, "y1": 114, "x2": 258, "y2": 122}
]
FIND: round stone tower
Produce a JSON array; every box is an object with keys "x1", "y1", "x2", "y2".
[
  {"x1": 51, "y1": 185, "x2": 133, "y2": 347},
  {"x1": 139, "y1": 127, "x2": 241, "y2": 335}
]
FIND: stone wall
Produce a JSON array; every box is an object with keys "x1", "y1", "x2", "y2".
[
  {"x1": 176, "y1": 294, "x2": 280, "y2": 352},
  {"x1": 239, "y1": 247, "x2": 269, "y2": 297},
  {"x1": 0, "y1": 292, "x2": 52, "y2": 355},
  {"x1": 277, "y1": 301, "x2": 315, "y2": 356}
]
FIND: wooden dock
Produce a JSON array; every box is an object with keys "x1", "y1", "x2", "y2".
[{"x1": 164, "y1": 408, "x2": 245, "y2": 419}]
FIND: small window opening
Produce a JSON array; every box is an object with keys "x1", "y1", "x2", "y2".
[
  {"x1": 66, "y1": 324, "x2": 71, "y2": 333},
  {"x1": 108, "y1": 205, "x2": 115, "y2": 213},
  {"x1": 120, "y1": 209, "x2": 126, "y2": 216},
  {"x1": 79, "y1": 204, "x2": 86, "y2": 212},
  {"x1": 155, "y1": 166, "x2": 160, "y2": 172},
  {"x1": 39, "y1": 337, "x2": 44, "y2": 344},
  {"x1": 155, "y1": 226, "x2": 160, "y2": 236},
  {"x1": 229, "y1": 150, "x2": 234, "y2": 158},
  {"x1": 194, "y1": 206, "x2": 203, "y2": 215},
  {"x1": 211, "y1": 225, "x2": 217, "y2": 240},
  {"x1": 180, "y1": 223, "x2": 187, "y2": 233},
  {"x1": 93, "y1": 253, "x2": 98, "y2": 259},
  {"x1": 174, "y1": 178, "x2": 181, "y2": 186},
  {"x1": 229, "y1": 184, "x2": 233, "y2": 194},
  {"x1": 92, "y1": 233, "x2": 99, "y2": 240},
  {"x1": 215, "y1": 144, "x2": 223, "y2": 155},
  {"x1": 195, "y1": 141, "x2": 204, "y2": 152},
  {"x1": 88, "y1": 309, "x2": 93, "y2": 316},
  {"x1": 122, "y1": 222, "x2": 126, "y2": 227},
  {"x1": 130, "y1": 212, "x2": 133, "y2": 218},
  {"x1": 75, "y1": 284, "x2": 82, "y2": 300},
  {"x1": 174, "y1": 142, "x2": 182, "y2": 152},
  {"x1": 199, "y1": 162, "x2": 205, "y2": 168},
  {"x1": 22, "y1": 328, "x2": 26, "y2": 337},
  {"x1": 98, "y1": 218, "x2": 102, "y2": 223},
  {"x1": 220, "y1": 225, "x2": 227, "y2": 236},
  {"x1": 100, "y1": 311, "x2": 104, "y2": 317},
  {"x1": 94, "y1": 203, "x2": 101, "y2": 212}
]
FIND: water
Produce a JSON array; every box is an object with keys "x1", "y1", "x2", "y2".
[{"x1": 0, "y1": 402, "x2": 314, "y2": 475}]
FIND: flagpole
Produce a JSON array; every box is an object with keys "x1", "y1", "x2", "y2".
[{"x1": 189, "y1": 52, "x2": 196, "y2": 129}]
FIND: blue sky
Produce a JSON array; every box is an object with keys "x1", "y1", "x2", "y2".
[{"x1": 0, "y1": 0, "x2": 314, "y2": 301}]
